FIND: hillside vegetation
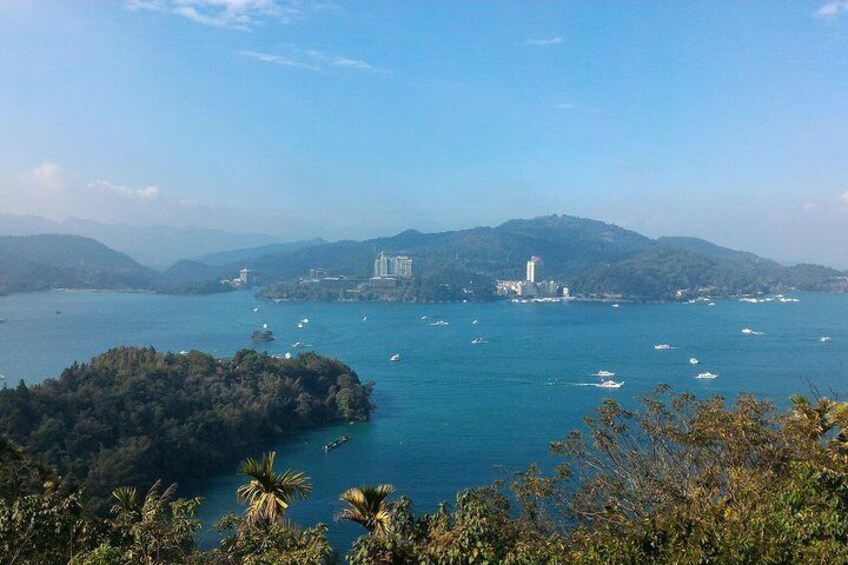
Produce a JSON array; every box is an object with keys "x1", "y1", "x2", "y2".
[
  {"x1": 0, "y1": 347, "x2": 372, "y2": 510},
  {"x1": 3, "y1": 386, "x2": 848, "y2": 563}
]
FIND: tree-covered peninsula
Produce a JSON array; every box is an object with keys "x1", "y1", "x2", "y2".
[{"x1": 0, "y1": 347, "x2": 372, "y2": 509}]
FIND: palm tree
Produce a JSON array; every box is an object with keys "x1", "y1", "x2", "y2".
[
  {"x1": 337, "y1": 484, "x2": 396, "y2": 537},
  {"x1": 236, "y1": 452, "x2": 312, "y2": 528}
]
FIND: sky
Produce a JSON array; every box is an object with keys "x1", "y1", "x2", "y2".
[{"x1": 1, "y1": 1, "x2": 847, "y2": 267}]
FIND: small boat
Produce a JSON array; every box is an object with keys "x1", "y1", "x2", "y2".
[
  {"x1": 689, "y1": 358, "x2": 700, "y2": 365},
  {"x1": 695, "y1": 372, "x2": 718, "y2": 379},
  {"x1": 594, "y1": 370, "x2": 616, "y2": 378},
  {"x1": 472, "y1": 319, "x2": 479, "y2": 325},
  {"x1": 741, "y1": 328, "x2": 764, "y2": 336},
  {"x1": 390, "y1": 353, "x2": 401, "y2": 362},
  {"x1": 362, "y1": 316, "x2": 368, "y2": 322},
  {"x1": 611, "y1": 303, "x2": 620, "y2": 308},
  {"x1": 251, "y1": 323, "x2": 275, "y2": 342},
  {"x1": 471, "y1": 337, "x2": 487, "y2": 345},
  {"x1": 284, "y1": 352, "x2": 292, "y2": 360},
  {"x1": 820, "y1": 336, "x2": 832, "y2": 342},
  {"x1": 301, "y1": 318, "x2": 310, "y2": 324},
  {"x1": 654, "y1": 344, "x2": 673, "y2": 350},
  {"x1": 598, "y1": 380, "x2": 624, "y2": 388},
  {"x1": 253, "y1": 307, "x2": 259, "y2": 313},
  {"x1": 708, "y1": 302, "x2": 716, "y2": 306},
  {"x1": 323, "y1": 435, "x2": 350, "y2": 452},
  {"x1": 292, "y1": 341, "x2": 304, "y2": 348},
  {"x1": 421, "y1": 315, "x2": 428, "y2": 320},
  {"x1": 430, "y1": 320, "x2": 449, "y2": 326},
  {"x1": 296, "y1": 322, "x2": 304, "y2": 329},
  {"x1": 179, "y1": 350, "x2": 189, "y2": 356}
]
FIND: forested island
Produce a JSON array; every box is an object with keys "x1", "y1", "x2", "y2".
[
  {"x1": 3, "y1": 386, "x2": 848, "y2": 563},
  {"x1": 0, "y1": 347, "x2": 372, "y2": 510}
]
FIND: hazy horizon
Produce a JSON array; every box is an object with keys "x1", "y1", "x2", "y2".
[{"x1": 2, "y1": 1, "x2": 847, "y2": 268}]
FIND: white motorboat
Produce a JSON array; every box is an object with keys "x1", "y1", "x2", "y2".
[
  {"x1": 654, "y1": 344, "x2": 673, "y2": 350},
  {"x1": 695, "y1": 372, "x2": 718, "y2": 379},
  {"x1": 390, "y1": 353, "x2": 401, "y2": 362},
  {"x1": 598, "y1": 380, "x2": 624, "y2": 388},
  {"x1": 594, "y1": 370, "x2": 616, "y2": 378},
  {"x1": 820, "y1": 336, "x2": 832, "y2": 342},
  {"x1": 689, "y1": 358, "x2": 700, "y2": 365},
  {"x1": 430, "y1": 320, "x2": 449, "y2": 326},
  {"x1": 471, "y1": 337, "x2": 487, "y2": 345}
]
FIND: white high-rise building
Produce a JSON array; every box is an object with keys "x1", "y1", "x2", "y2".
[
  {"x1": 374, "y1": 252, "x2": 413, "y2": 278},
  {"x1": 526, "y1": 256, "x2": 542, "y2": 283}
]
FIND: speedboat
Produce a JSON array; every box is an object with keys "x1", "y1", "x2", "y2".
[
  {"x1": 472, "y1": 319, "x2": 479, "y2": 325},
  {"x1": 253, "y1": 307, "x2": 259, "y2": 313},
  {"x1": 471, "y1": 337, "x2": 487, "y2": 345},
  {"x1": 594, "y1": 370, "x2": 616, "y2": 378},
  {"x1": 251, "y1": 323, "x2": 275, "y2": 342},
  {"x1": 742, "y1": 328, "x2": 764, "y2": 335},
  {"x1": 654, "y1": 344, "x2": 673, "y2": 350},
  {"x1": 708, "y1": 302, "x2": 716, "y2": 306},
  {"x1": 362, "y1": 316, "x2": 368, "y2": 322},
  {"x1": 695, "y1": 372, "x2": 718, "y2": 379},
  {"x1": 430, "y1": 320, "x2": 449, "y2": 326},
  {"x1": 611, "y1": 303, "x2": 620, "y2": 308},
  {"x1": 301, "y1": 318, "x2": 310, "y2": 324},
  {"x1": 689, "y1": 358, "x2": 700, "y2": 365},
  {"x1": 421, "y1": 315, "x2": 428, "y2": 320},
  {"x1": 292, "y1": 341, "x2": 304, "y2": 348},
  {"x1": 296, "y1": 322, "x2": 304, "y2": 329},
  {"x1": 598, "y1": 380, "x2": 624, "y2": 388},
  {"x1": 820, "y1": 336, "x2": 832, "y2": 342},
  {"x1": 390, "y1": 353, "x2": 401, "y2": 362}
]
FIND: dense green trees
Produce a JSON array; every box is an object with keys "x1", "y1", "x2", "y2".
[
  {"x1": 0, "y1": 347, "x2": 372, "y2": 510},
  {"x1": 5, "y1": 379, "x2": 848, "y2": 563}
]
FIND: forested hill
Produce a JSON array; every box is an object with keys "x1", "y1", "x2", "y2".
[
  {"x1": 0, "y1": 234, "x2": 157, "y2": 294},
  {"x1": 0, "y1": 347, "x2": 372, "y2": 508},
  {"x1": 223, "y1": 215, "x2": 846, "y2": 300}
]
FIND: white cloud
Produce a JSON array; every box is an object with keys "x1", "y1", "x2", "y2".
[
  {"x1": 817, "y1": 0, "x2": 848, "y2": 18},
  {"x1": 525, "y1": 37, "x2": 562, "y2": 46},
  {"x1": 238, "y1": 47, "x2": 385, "y2": 73},
  {"x1": 87, "y1": 179, "x2": 161, "y2": 200},
  {"x1": 237, "y1": 50, "x2": 320, "y2": 70},
  {"x1": 126, "y1": 0, "x2": 302, "y2": 30},
  {"x1": 22, "y1": 162, "x2": 76, "y2": 191}
]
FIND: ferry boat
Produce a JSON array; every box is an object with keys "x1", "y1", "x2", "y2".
[
  {"x1": 251, "y1": 323, "x2": 275, "y2": 342},
  {"x1": 323, "y1": 435, "x2": 350, "y2": 452}
]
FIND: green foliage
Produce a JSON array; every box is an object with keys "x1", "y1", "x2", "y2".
[
  {"x1": 0, "y1": 347, "x2": 372, "y2": 510},
  {"x1": 236, "y1": 452, "x2": 312, "y2": 528}
]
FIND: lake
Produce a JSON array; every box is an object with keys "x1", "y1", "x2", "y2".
[{"x1": 1, "y1": 290, "x2": 846, "y2": 552}]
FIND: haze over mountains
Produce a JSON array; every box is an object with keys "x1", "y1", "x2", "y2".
[
  {"x1": 0, "y1": 214, "x2": 282, "y2": 268},
  {"x1": 1, "y1": 214, "x2": 844, "y2": 300}
]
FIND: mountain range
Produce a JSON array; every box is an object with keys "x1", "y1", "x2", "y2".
[
  {"x1": 0, "y1": 214, "x2": 282, "y2": 268},
  {"x1": 0, "y1": 215, "x2": 845, "y2": 300}
]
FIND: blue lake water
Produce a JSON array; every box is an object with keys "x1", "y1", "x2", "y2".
[{"x1": 1, "y1": 290, "x2": 847, "y2": 552}]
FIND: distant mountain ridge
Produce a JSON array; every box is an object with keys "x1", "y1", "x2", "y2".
[
  {"x1": 224, "y1": 215, "x2": 846, "y2": 301},
  {"x1": 0, "y1": 234, "x2": 157, "y2": 294},
  {"x1": 0, "y1": 214, "x2": 282, "y2": 268}
]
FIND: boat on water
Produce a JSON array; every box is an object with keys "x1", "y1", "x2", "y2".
[
  {"x1": 471, "y1": 337, "x2": 487, "y2": 345},
  {"x1": 695, "y1": 372, "x2": 719, "y2": 379},
  {"x1": 741, "y1": 328, "x2": 764, "y2": 336},
  {"x1": 421, "y1": 315, "x2": 428, "y2": 320},
  {"x1": 390, "y1": 353, "x2": 401, "y2": 362},
  {"x1": 594, "y1": 370, "x2": 616, "y2": 377},
  {"x1": 301, "y1": 318, "x2": 310, "y2": 324},
  {"x1": 296, "y1": 322, "x2": 304, "y2": 329},
  {"x1": 598, "y1": 380, "x2": 624, "y2": 388},
  {"x1": 708, "y1": 302, "x2": 716, "y2": 306},
  {"x1": 472, "y1": 319, "x2": 479, "y2": 325},
  {"x1": 821, "y1": 336, "x2": 832, "y2": 342},
  {"x1": 323, "y1": 435, "x2": 350, "y2": 452},
  {"x1": 654, "y1": 344, "x2": 673, "y2": 350},
  {"x1": 689, "y1": 358, "x2": 700, "y2": 365},
  {"x1": 362, "y1": 316, "x2": 368, "y2": 322},
  {"x1": 430, "y1": 320, "x2": 449, "y2": 326},
  {"x1": 284, "y1": 352, "x2": 292, "y2": 360},
  {"x1": 251, "y1": 323, "x2": 275, "y2": 342},
  {"x1": 253, "y1": 307, "x2": 259, "y2": 313},
  {"x1": 292, "y1": 341, "x2": 304, "y2": 348},
  {"x1": 611, "y1": 303, "x2": 621, "y2": 308}
]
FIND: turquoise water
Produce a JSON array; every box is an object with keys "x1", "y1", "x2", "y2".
[{"x1": 1, "y1": 290, "x2": 847, "y2": 551}]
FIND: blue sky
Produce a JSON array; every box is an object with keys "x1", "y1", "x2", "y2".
[{"x1": 1, "y1": 1, "x2": 847, "y2": 267}]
